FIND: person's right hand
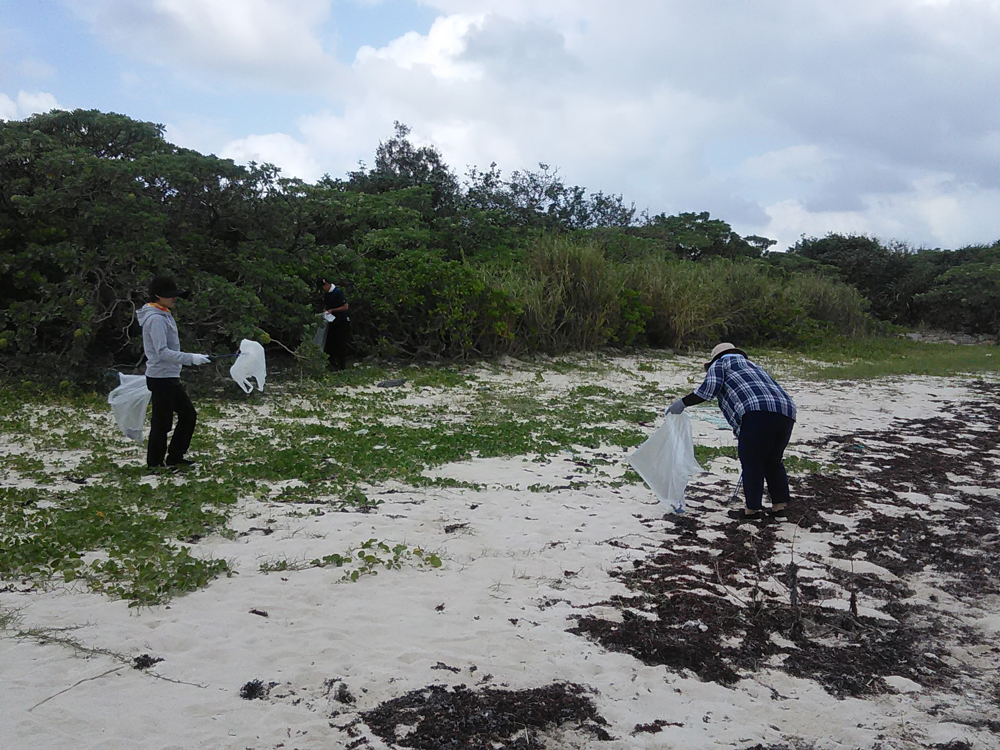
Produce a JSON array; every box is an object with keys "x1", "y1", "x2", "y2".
[
  {"x1": 191, "y1": 354, "x2": 211, "y2": 366},
  {"x1": 666, "y1": 398, "x2": 686, "y2": 415}
]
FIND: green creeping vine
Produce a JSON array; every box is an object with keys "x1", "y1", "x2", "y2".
[
  {"x1": 0, "y1": 353, "x2": 838, "y2": 606},
  {"x1": 259, "y1": 538, "x2": 442, "y2": 582},
  {"x1": 0, "y1": 481, "x2": 236, "y2": 606}
]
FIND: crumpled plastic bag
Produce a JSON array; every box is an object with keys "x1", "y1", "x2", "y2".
[
  {"x1": 229, "y1": 339, "x2": 267, "y2": 393},
  {"x1": 312, "y1": 318, "x2": 328, "y2": 348},
  {"x1": 628, "y1": 413, "x2": 704, "y2": 513},
  {"x1": 107, "y1": 373, "x2": 151, "y2": 444}
]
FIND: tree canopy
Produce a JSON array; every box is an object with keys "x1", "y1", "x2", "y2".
[{"x1": 1, "y1": 109, "x2": 995, "y2": 385}]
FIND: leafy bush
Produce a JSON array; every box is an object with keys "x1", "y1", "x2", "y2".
[
  {"x1": 0, "y1": 109, "x2": 902, "y2": 385},
  {"x1": 915, "y1": 262, "x2": 1000, "y2": 335},
  {"x1": 352, "y1": 250, "x2": 518, "y2": 359},
  {"x1": 0, "y1": 110, "x2": 336, "y2": 383}
]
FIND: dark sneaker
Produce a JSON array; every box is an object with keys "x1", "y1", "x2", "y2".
[
  {"x1": 165, "y1": 457, "x2": 197, "y2": 468},
  {"x1": 727, "y1": 508, "x2": 768, "y2": 521},
  {"x1": 767, "y1": 505, "x2": 789, "y2": 518},
  {"x1": 147, "y1": 464, "x2": 178, "y2": 475}
]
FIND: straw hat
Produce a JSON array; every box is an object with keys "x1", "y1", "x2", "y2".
[{"x1": 704, "y1": 342, "x2": 747, "y2": 370}]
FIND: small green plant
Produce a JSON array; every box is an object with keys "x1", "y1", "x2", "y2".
[{"x1": 259, "y1": 538, "x2": 442, "y2": 581}]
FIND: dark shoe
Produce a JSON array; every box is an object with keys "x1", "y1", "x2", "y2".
[
  {"x1": 767, "y1": 504, "x2": 788, "y2": 518},
  {"x1": 165, "y1": 457, "x2": 197, "y2": 468},
  {"x1": 147, "y1": 464, "x2": 178, "y2": 475},
  {"x1": 727, "y1": 508, "x2": 768, "y2": 521}
]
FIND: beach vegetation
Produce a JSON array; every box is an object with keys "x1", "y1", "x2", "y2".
[
  {"x1": 259, "y1": 538, "x2": 442, "y2": 581},
  {"x1": 8, "y1": 109, "x2": 980, "y2": 389},
  {"x1": 781, "y1": 337, "x2": 1000, "y2": 380}
]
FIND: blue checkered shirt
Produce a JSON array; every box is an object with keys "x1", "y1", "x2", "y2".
[{"x1": 694, "y1": 354, "x2": 796, "y2": 436}]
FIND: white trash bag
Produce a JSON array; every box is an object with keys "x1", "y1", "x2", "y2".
[
  {"x1": 628, "y1": 413, "x2": 704, "y2": 513},
  {"x1": 312, "y1": 320, "x2": 328, "y2": 348},
  {"x1": 229, "y1": 338, "x2": 267, "y2": 393},
  {"x1": 107, "y1": 373, "x2": 151, "y2": 444}
]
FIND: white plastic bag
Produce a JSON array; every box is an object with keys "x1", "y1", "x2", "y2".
[
  {"x1": 229, "y1": 339, "x2": 267, "y2": 393},
  {"x1": 628, "y1": 413, "x2": 703, "y2": 513},
  {"x1": 107, "y1": 373, "x2": 151, "y2": 444},
  {"x1": 312, "y1": 319, "x2": 328, "y2": 348}
]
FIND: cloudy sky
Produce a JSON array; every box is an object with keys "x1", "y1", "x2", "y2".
[{"x1": 2, "y1": 0, "x2": 999, "y2": 250}]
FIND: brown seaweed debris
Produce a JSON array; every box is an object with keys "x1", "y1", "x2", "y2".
[
  {"x1": 239, "y1": 679, "x2": 272, "y2": 700},
  {"x1": 571, "y1": 394, "x2": 1000, "y2": 697},
  {"x1": 132, "y1": 654, "x2": 163, "y2": 670},
  {"x1": 361, "y1": 682, "x2": 612, "y2": 748}
]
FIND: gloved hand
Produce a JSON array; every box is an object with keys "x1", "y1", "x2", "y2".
[
  {"x1": 191, "y1": 354, "x2": 211, "y2": 366},
  {"x1": 665, "y1": 398, "x2": 686, "y2": 416}
]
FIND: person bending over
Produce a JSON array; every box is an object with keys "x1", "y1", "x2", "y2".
[{"x1": 667, "y1": 342, "x2": 796, "y2": 521}]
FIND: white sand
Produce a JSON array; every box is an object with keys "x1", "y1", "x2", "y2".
[{"x1": 2, "y1": 355, "x2": 999, "y2": 749}]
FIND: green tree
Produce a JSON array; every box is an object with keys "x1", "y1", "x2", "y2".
[
  {"x1": 0, "y1": 110, "x2": 335, "y2": 382},
  {"x1": 634, "y1": 211, "x2": 772, "y2": 261},
  {"x1": 915, "y1": 262, "x2": 1000, "y2": 335}
]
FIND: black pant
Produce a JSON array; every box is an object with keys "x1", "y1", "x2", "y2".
[
  {"x1": 146, "y1": 377, "x2": 196, "y2": 467},
  {"x1": 324, "y1": 317, "x2": 352, "y2": 370},
  {"x1": 737, "y1": 411, "x2": 795, "y2": 510}
]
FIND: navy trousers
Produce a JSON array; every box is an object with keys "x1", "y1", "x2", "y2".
[
  {"x1": 737, "y1": 410, "x2": 795, "y2": 510},
  {"x1": 146, "y1": 377, "x2": 196, "y2": 467},
  {"x1": 324, "y1": 316, "x2": 352, "y2": 370}
]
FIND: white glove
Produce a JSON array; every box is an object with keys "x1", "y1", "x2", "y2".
[
  {"x1": 323, "y1": 312, "x2": 336, "y2": 323},
  {"x1": 666, "y1": 398, "x2": 686, "y2": 415},
  {"x1": 191, "y1": 354, "x2": 211, "y2": 366}
]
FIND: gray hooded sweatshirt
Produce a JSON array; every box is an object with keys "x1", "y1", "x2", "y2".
[{"x1": 136, "y1": 304, "x2": 200, "y2": 378}]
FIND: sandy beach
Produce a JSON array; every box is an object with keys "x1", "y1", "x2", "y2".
[{"x1": 2, "y1": 353, "x2": 999, "y2": 749}]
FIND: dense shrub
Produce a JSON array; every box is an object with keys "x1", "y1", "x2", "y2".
[
  {"x1": 351, "y1": 250, "x2": 518, "y2": 359},
  {"x1": 486, "y1": 239, "x2": 875, "y2": 353},
  {"x1": 915, "y1": 262, "x2": 1000, "y2": 335},
  {"x1": 0, "y1": 109, "x2": 914, "y2": 386},
  {"x1": 0, "y1": 110, "x2": 337, "y2": 382},
  {"x1": 789, "y1": 233, "x2": 1000, "y2": 332}
]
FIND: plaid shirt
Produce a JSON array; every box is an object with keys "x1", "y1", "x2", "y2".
[{"x1": 694, "y1": 354, "x2": 796, "y2": 436}]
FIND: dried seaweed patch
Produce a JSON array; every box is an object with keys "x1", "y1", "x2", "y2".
[{"x1": 361, "y1": 682, "x2": 611, "y2": 748}]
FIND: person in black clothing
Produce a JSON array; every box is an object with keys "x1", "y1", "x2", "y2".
[{"x1": 319, "y1": 277, "x2": 352, "y2": 370}]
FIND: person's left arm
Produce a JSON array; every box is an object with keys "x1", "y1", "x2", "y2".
[{"x1": 666, "y1": 364, "x2": 722, "y2": 414}]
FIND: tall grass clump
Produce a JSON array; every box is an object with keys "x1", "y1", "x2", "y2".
[
  {"x1": 492, "y1": 237, "x2": 627, "y2": 353},
  {"x1": 625, "y1": 258, "x2": 729, "y2": 347},
  {"x1": 478, "y1": 237, "x2": 877, "y2": 354},
  {"x1": 782, "y1": 273, "x2": 876, "y2": 338},
  {"x1": 624, "y1": 256, "x2": 875, "y2": 349}
]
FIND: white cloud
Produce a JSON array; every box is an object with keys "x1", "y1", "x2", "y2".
[
  {"x1": 221, "y1": 132, "x2": 324, "y2": 181},
  {"x1": 0, "y1": 95, "x2": 16, "y2": 121},
  {"x1": 355, "y1": 14, "x2": 484, "y2": 81},
  {"x1": 750, "y1": 174, "x2": 1000, "y2": 251},
  {"x1": 0, "y1": 91, "x2": 62, "y2": 120},
  {"x1": 178, "y1": 0, "x2": 1000, "y2": 249},
  {"x1": 72, "y1": 0, "x2": 345, "y2": 89},
  {"x1": 739, "y1": 146, "x2": 836, "y2": 185}
]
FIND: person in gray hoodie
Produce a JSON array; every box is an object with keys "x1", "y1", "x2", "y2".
[{"x1": 136, "y1": 276, "x2": 210, "y2": 470}]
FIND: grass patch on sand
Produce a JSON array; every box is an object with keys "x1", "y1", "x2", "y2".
[
  {"x1": 0, "y1": 358, "x2": 666, "y2": 605},
  {"x1": 777, "y1": 336, "x2": 1000, "y2": 380},
  {"x1": 0, "y1": 351, "x2": 847, "y2": 605},
  {"x1": 259, "y1": 537, "x2": 442, "y2": 582}
]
